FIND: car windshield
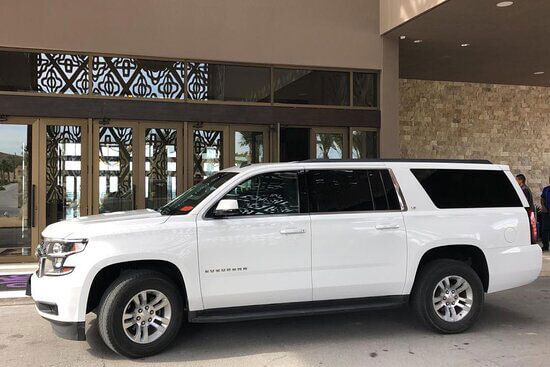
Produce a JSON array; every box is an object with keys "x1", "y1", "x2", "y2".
[{"x1": 158, "y1": 172, "x2": 238, "y2": 215}]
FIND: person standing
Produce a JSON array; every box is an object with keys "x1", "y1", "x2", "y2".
[
  {"x1": 516, "y1": 174, "x2": 535, "y2": 211},
  {"x1": 540, "y1": 177, "x2": 550, "y2": 251}
]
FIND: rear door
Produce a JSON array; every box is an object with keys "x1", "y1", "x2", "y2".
[
  {"x1": 308, "y1": 168, "x2": 408, "y2": 300},
  {"x1": 197, "y1": 170, "x2": 312, "y2": 309}
]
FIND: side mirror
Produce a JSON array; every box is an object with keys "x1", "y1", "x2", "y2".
[{"x1": 214, "y1": 199, "x2": 240, "y2": 217}]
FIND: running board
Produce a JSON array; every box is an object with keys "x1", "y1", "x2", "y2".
[{"x1": 188, "y1": 295, "x2": 408, "y2": 323}]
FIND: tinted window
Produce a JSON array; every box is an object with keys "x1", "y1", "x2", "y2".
[
  {"x1": 306, "y1": 169, "x2": 400, "y2": 213},
  {"x1": 353, "y1": 72, "x2": 378, "y2": 107},
  {"x1": 411, "y1": 169, "x2": 522, "y2": 209},
  {"x1": 221, "y1": 172, "x2": 299, "y2": 216},
  {"x1": 187, "y1": 63, "x2": 271, "y2": 102},
  {"x1": 273, "y1": 68, "x2": 350, "y2": 106}
]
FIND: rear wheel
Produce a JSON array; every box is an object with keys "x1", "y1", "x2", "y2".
[
  {"x1": 411, "y1": 259, "x2": 484, "y2": 333},
  {"x1": 97, "y1": 270, "x2": 184, "y2": 358}
]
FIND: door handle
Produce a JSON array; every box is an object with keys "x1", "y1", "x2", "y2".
[
  {"x1": 280, "y1": 228, "x2": 306, "y2": 235},
  {"x1": 375, "y1": 224, "x2": 400, "y2": 230}
]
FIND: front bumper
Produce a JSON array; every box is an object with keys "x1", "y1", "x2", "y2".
[{"x1": 49, "y1": 320, "x2": 86, "y2": 341}]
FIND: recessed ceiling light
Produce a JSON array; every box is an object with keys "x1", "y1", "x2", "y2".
[
  {"x1": 461, "y1": 43, "x2": 470, "y2": 47},
  {"x1": 400, "y1": 35, "x2": 406, "y2": 40},
  {"x1": 496, "y1": 1, "x2": 513, "y2": 7},
  {"x1": 534, "y1": 71, "x2": 545, "y2": 75},
  {"x1": 414, "y1": 39, "x2": 423, "y2": 43}
]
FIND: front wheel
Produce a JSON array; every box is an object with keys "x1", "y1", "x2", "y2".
[
  {"x1": 97, "y1": 270, "x2": 184, "y2": 358},
  {"x1": 411, "y1": 259, "x2": 484, "y2": 333}
]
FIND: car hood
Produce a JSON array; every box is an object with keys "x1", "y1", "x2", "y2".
[{"x1": 41, "y1": 209, "x2": 171, "y2": 239}]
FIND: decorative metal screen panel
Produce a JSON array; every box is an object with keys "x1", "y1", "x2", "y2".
[
  {"x1": 92, "y1": 56, "x2": 185, "y2": 99},
  {"x1": 37, "y1": 53, "x2": 89, "y2": 95},
  {"x1": 145, "y1": 128, "x2": 177, "y2": 208},
  {"x1": 187, "y1": 62, "x2": 208, "y2": 100}
]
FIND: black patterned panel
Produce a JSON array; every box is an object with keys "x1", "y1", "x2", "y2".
[
  {"x1": 92, "y1": 57, "x2": 185, "y2": 99},
  {"x1": 187, "y1": 62, "x2": 209, "y2": 100},
  {"x1": 37, "y1": 53, "x2": 89, "y2": 95}
]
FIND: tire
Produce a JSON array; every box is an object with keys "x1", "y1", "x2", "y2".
[
  {"x1": 97, "y1": 270, "x2": 184, "y2": 358},
  {"x1": 411, "y1": 259, "x2": 484, "y2": 334}
]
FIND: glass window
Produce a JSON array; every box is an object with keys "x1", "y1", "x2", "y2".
[
  {"x1": 234, "y1": 131, "x2": 264, "y2": 166},
  {"x1": 193, "y1": 129, "x2": 224, "y2": 185},
  {"x1": 92, "y1": 56, "x2": 185, "y2": 99},
  {"x1": 0, "y1": 51, "x2": 89, "y2": 95},
  {"x1": 159, "y1": 172, "x2": 237, "y2": 215},
  {"x1": 98, "y1": 127, "x2": 134, "y2": 213},
  {"x1": 352, "y1": 130, "x2": 378, "y2": 159},
  {"x1": 411, "y1": 169, "x2": 523, "y2": 209},
  {"x1": 219, "y1": 172, "x2": 299, "y2": 216},
  {"x1": 145, "y1": 128, "x2": 177, "y2": 209},
  {"x1": 187, "y1": 63, "x2": 270, "y2": 102},
  {"x1": 0, "y1": 124, "x2": 32, "y2": 257},
  {"x1": 353, "y1": 72, "x2": 377, "y2": 107},
  {"x1": 307, "y1": 169, "x2": 399, "y2": 213},
  {"x1": 307, "y1": 170, "x2": 373, "y2": 213},
  {"x1": 315, "y1": 133, "x2": 344, "y2": 159},
  {"x1": 273, "y1": 68, "x2": 350, "y2": 106},
  {"x1": 46, "y1": 125, "x2": 82, "y2": 224}
]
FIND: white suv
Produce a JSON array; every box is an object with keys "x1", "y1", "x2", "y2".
[{"x1": 28, "y1": 160, "x2": 542, "y2": 358}]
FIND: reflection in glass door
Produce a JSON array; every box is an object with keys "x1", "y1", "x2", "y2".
[
  {"x1": 43, "y1": 122, "x2": 87, "y2": 225},
  {"x1": 0, "y1": 121, "x2": 36, "y2": 260},
  {"x1": 97, "y1": 125, "x2": 135, "y2": 213},
  {"x1": 230, "y1": 126, "x2": 270, "y2": 167},
  {"x1": 351, "y1": 129, "x2": 378, "y2": 159},
  {"x1": 144, "y1": 127, "x2": 178, "y2": 208},
  {"x1": 311, "y1": 128, "x2": 348, "y2": 159},
  {"x1": 190, "y1": 126, "x2": 227, "y2": 186}
]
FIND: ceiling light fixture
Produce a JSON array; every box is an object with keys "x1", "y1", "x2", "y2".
[
  {"x1": 461, "y1": 43, "x2": 470, "y2": 47},
  {"x1": 400, "y1": 35, "x2": 406, "y2": 40},
  {"x1": 534, "y1": 71, "x2": 545, "y2": 75},
  {"x1": 496, "y1": 1, "x2": 513, "y2": 7},
  {"x1": 414, "y1": 39, "x2": 423, "y2": 43}
]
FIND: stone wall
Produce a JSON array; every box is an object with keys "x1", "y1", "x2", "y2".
[{"x1": 400, "y1": 79, "x2": 550, "y2": 199}]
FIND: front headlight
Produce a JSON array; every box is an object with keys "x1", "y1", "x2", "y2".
[{"x1": 43, "y1": 239, "x2": 88, "y2": 276}]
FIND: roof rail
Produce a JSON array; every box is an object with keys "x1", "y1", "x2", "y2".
[{"x1": 300, "y1": 159, "x2": 493, "y2": 164}]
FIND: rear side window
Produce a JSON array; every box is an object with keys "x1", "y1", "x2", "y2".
[
  {"x1": 306, "y1": 169, "x2": 401, "y2": 213},
  {"x1": 411, "y1": 169, "x2": 522, "y2": 209}
]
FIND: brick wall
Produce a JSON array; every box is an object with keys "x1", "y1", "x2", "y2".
[{"x1": 400, "y1": 78, "x2": 550, "y2": 200}]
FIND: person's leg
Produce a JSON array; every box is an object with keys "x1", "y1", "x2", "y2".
[{"x1": 542, "y1": 214, "x2": 550, "y2": 250}]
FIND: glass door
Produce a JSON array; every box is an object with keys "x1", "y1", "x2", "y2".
[
  {"x1": 39, "y1": 119, "x2": 88, "y2": 228},
  {"x1": 350, "y1": 128, "x2": 379, "y2": 159},
  {"x1": 139, "y1": 122, "x2": 184, "y2": 209},
  {"x1": 0, "y1": 118, "x2": 39, "y2": 262},
  {"x1": 93, "y1": 120, "x2": 138, "y2": 214},
  {"x1": 188, "y1": 124, "x2": 229, "y2": 187},
  {"x1": 230, "y1": 125, "x2": 270, "y2": 167},
  {"x1": 310, "y1": 127, "x2": 349, "y2": 159}
]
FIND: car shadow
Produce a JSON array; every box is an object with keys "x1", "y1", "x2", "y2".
[{"x1": 85, "y1": 294, "x2": 544, "y2": 364}]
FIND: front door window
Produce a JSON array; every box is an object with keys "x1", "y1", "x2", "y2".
[{"x1": 0, "y1": 124, "x2": 32, "y2": 257}]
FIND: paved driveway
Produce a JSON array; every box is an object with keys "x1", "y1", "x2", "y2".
[{"x1": 0, "y1": 277, "x2": 549, "y2": 367}]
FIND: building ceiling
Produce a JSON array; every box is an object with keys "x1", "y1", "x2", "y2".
[{"x1": 388, "y1": 0, "x2": 550, "y2": 87}]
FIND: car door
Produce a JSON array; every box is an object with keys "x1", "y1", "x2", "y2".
[
  {"x1": 197, "y1": 170, "x2": 312, "y2": 309},
  {"x1": 308, "y1": 168, "x2": 408, "y2": 301}
]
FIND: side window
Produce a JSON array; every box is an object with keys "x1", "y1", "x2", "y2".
[
  {"x1": 220, "y1": 171, "x2": 300, "y2": 216},
  {"x1": 307, "y1": 169, "x2": 401, "y2": 213},
  {"x1": 411, "y1": 169, "x2": 522, "y2": 208},
  {"x1": 307, "y1": 170, "x2": 373, "y2": 213},
  {"x1": 368, "y1": 170, "x2": 401, "y2": 211}
]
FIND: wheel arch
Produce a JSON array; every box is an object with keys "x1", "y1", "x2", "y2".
[
  {"x1": 413, "y1": 244, "x2": 489, "y2": 293},
  {"x1": 86, "y1": 260, "x2": 188, "y2": 314}
]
